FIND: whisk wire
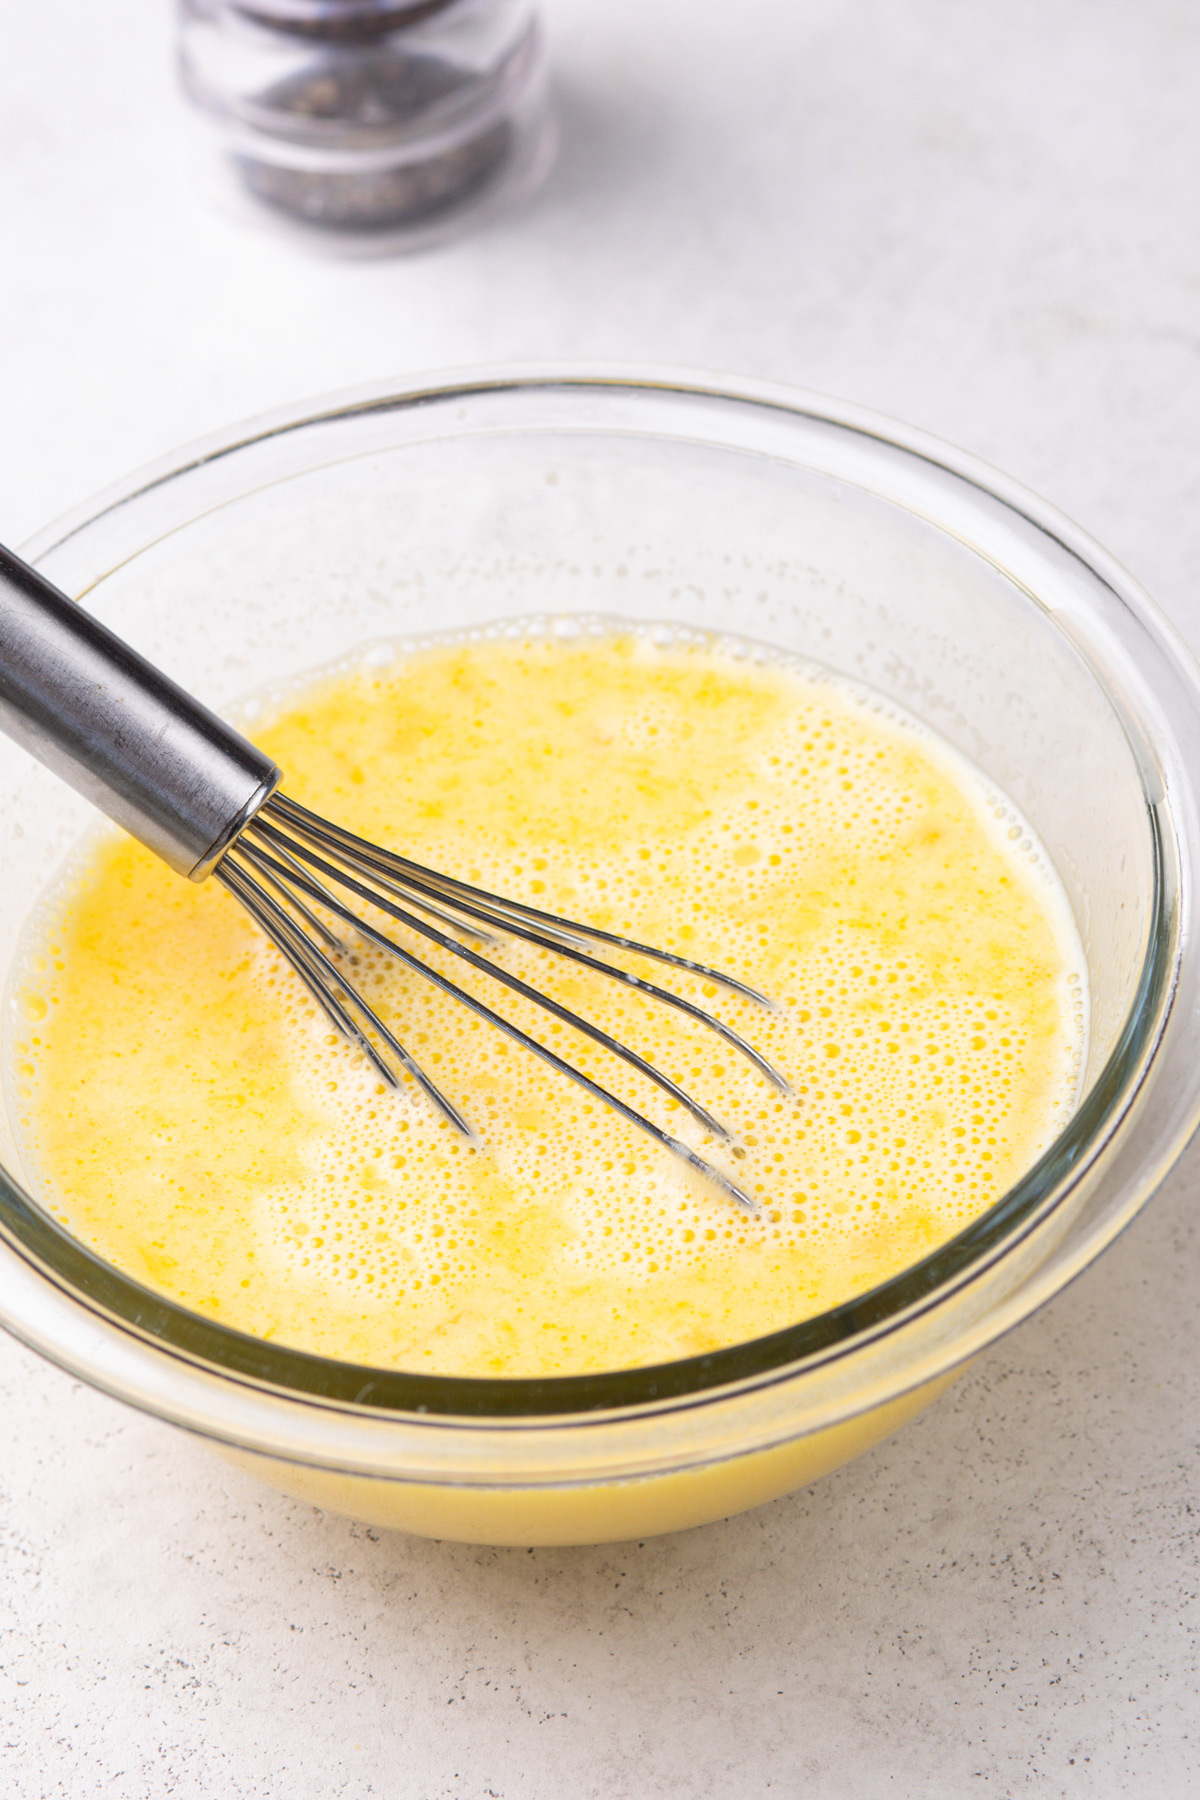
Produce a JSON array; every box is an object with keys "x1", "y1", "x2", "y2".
[
  {"x1": 268, "y1": 794, "x2": 776, "y2": 1008},
  {"x1": 251, "y1": 809, "x2": 789, "y2": 1097},
  {"x1": 245, "y1": 822, "x2": 735, "y2": 1142},
  {"x1": 219, "y1": 860, "x2": 390, "y2": 1077},
  {"x1": 242, "y1": 843, "x2": 347, "y2": 955},
  {"x1": 220, "y1": 855, "x2": 475, "y2": 1136},
  {"x1": 227, "y1": 820, "x2": 761, "y2": 1212},
  {"x1": 292, "y1": 833, "x2": 787, "y2": 1095}
]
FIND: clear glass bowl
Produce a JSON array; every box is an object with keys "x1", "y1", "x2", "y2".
[{"x1": 3, "y1": 370, "x2": 1199, "y2": 1545}]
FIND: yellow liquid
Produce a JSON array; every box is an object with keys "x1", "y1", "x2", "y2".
[{"x1": 10, "y1": 628, "x2": 1084, "y2": 1378}]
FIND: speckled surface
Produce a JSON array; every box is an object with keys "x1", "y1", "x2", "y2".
[{"x1": 2, "y1": 2, "x2": 1200, "y2": 1794}]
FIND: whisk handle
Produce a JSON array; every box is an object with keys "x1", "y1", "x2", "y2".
[{"x1": 0, "y1": 542, "x2": 280, "y2": 879}]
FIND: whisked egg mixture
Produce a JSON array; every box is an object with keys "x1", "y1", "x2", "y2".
[{"x1": 7, "y1": 624, "x2": 1085, "y2": 1376}]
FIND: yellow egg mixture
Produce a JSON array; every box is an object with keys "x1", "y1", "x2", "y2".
[{"x1": 8, "y1": 627, "x2": 1084, "y2": 1376}]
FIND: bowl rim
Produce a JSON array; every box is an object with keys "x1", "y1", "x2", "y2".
[{"x1": 1, "y1": 363, "x2": 1193, "y2": 1424}]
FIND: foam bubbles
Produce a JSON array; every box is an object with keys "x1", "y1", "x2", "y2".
[{"x1": 9, "y1": 621, "x2": 1088, "y2": 1376}]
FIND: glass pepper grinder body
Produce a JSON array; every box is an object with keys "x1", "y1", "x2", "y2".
[{"x1": 179, "y1": 0, "x2": 554, "y2": 251}]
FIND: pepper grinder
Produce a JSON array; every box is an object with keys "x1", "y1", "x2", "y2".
[{"x1": 178, "y1": 0, "x2": 555, "y2": 252}]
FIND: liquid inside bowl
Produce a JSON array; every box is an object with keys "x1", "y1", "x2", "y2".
[{"x1": 4, "y1": 617, "x2": 1090, "y2": 1380}]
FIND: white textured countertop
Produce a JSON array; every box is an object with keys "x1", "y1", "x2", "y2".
[{"x1": 3, "y1": 3, "x2": 1200, "y2": 1794}]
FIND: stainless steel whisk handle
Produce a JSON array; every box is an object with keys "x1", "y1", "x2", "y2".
[{"x1": 0, "y1": 543, "x2": 280, "y2": 879}]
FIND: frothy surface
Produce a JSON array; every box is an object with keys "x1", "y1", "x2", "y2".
[{"x1": 9, "y1": 626, "x2": 1085, "y2": 1375}]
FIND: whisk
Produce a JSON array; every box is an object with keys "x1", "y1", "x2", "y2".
[{"x1": 0, "y1": 543, "x2": 787, "y2": 1212}]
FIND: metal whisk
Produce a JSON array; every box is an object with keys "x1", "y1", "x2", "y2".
[{"x1": 0, "y1": 543, "x2": 786, "y2": 1211}]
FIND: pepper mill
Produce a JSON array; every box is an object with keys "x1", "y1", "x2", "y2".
[{"x1": 178, "y1": 0, "x2": 555, "y2": 251}]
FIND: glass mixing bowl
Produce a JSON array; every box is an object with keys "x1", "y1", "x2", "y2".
[{"x1": 2, "y1": 370, "x2": 1199, "y2": 1546}]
